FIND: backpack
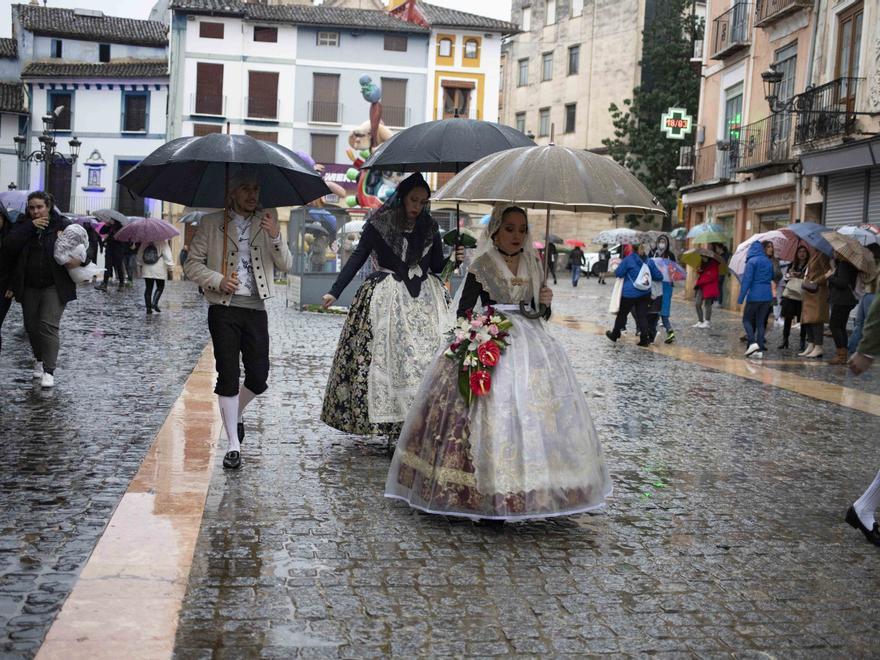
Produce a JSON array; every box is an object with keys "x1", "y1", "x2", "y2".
[
  {"x1": 632, "y1": 262, "x2": 652, "y2": 291},
  {"x1": 142, "y1": 243, "x2": 160, "y2": 265}
]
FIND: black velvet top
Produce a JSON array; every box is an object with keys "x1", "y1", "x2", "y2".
[{"x1": 328, "y1": 221, "x2": 445, "y2": 299}]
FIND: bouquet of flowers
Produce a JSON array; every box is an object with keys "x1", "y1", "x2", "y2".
[{"x1": 444, "y1": 306, "x2": 513, "y2": 404}]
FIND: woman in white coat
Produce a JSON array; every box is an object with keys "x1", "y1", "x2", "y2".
[{"x1": 137, "y1": 240, "x2": 174, "y2": 314}]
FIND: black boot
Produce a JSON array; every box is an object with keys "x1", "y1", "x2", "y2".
[
  {"x1": 778, "y1": 334, "x2": 789, "y2": 350},
  {"x1": 151, "y1": 291, "x2": 162, "y2": 313}
]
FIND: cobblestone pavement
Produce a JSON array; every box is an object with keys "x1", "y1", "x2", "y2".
[
  {"x1": 0, "y1": 282, "x2": 209, "y2": 658},
  {"x1": 172, "y1": 280, "x2": 880, "y2": 658}
]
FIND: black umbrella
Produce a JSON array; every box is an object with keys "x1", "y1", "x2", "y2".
[
  {"x1": 117, "y1": 133, "x2": 330, "y2": 208},
  {"x1": 362, "y1": 118, "x2": 535, "y2": 256},
  {"x1": 362, "y1": 118, "x2": 535, "y2": 173}
]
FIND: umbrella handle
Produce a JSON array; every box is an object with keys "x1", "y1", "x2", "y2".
[
  {"x1": 520, "y1": 208, "x2": 551, "y2": 319},
  {"x1": 519, "y1": 301, "x2": 546, "y2": 319}
]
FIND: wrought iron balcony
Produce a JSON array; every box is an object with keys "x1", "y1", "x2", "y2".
[
  {"x1": 755, "y1": 0, "x2": 811, "y2": 27},
  {"x1": 793, "y1": 77, "x2": 862, "y2": 146},
  {"x1": 711, "y1": 1, "x2": 751, "y2": 60},
  {"x1": 734, "y1": 115, "x2": 795, "y2": 171},
  {"x1": 693, "y1": 142, "x2": 739, "y2": 184}
]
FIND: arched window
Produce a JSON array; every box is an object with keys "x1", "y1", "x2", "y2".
[{"x1": 464, "y1": 39, "x2": 479, "y2": 59}]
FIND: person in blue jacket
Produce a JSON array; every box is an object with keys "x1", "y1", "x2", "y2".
[
  {"x1": 737, "y1": 240, "x2": 775, "y2": 358},
  {"x1": 606, "y1": 242, "x2": 663, "y2": 347}
]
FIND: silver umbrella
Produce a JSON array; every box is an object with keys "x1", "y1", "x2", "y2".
[{"x1": 435, "y1": 145, "x2": 666, "y2": 317}]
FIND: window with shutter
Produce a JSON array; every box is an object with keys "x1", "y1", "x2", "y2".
[
  {"x1": 195, "y1": 62, "x2": 224, "y2": 115},
  {"x1": 199, "y1": 22, "x2": 224, "y2": 39},
  {"x1": 245, "y1": 130, "x2": 278, "y2": 143},
  {"x1": 384, "y1": 34, "x2": 407, "y2": 52},
  {"x1": 123, "y1": 92, "x2": 148, "y2": 132},
  {"x1": 254, "y1": 26, "x2": 277, "y2": 43},
  {"x1": 310, "y1": 134, "x2": 337, "y2": 164},
  {"x1": 248, "y1": 71, "x2": 278, "y2": 119},
  {"x1": 311, "y1": 73, "x2": 340, "y2": 123},
  {"x1": 193, "y1": 123, "x2": 222, "y2": 136},
  {"x1": 380, "y1": 78, "x2": 407, "y2": 127}
]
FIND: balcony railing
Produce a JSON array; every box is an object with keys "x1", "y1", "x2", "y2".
[
  {"x1": 309, "y1": 101, "x2": 342, "y2": 124},
  {"x1": 711, "y1": 1, "x2": 751, "y2": 60},
  {"x1": 693, "y1": 142, "x2": 741, "y2": 184},
  {"x1": 794, "y1": 77, "x2": 862, "y2": 145},
  {"x1": 245, "y1": 96, "x2": 279, "y2": 121},
  {"x1": 755, "y1": 0, "x2": 811, "y2": 27},
  {"x1": 735, "y1": 114, "x2": 795, "y2": 171},
  {"x1": 382, "y1": 105, "x2": 411, "y2": 128},
  {"x1": 191, "y1": 93, "x2": 226, "y2": 117}
]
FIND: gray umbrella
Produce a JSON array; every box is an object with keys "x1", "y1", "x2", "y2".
[
  {"x1": 93, "y1": 208, "x2": 130, "y2": 225},
  {"x1": 435, "y1": 145, "x2": 666, "y2": 317}
]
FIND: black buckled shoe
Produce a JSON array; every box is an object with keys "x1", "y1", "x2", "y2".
[
  {"x1": 846, "y1": 506, "x2": 880, "y2": 547},
  {"x1": 223, "y1": 450, "x2": 242, "y2": 470}
]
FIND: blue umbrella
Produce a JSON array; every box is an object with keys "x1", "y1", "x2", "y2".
[
  {"x1": 307, "y1": 207, "x2": 337, "y2": 233},
  {"x1": 784, "y1": 222, "x2": 833, "y2": 256}
]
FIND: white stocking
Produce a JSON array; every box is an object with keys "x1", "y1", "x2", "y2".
[
  {"x1": 854, "y1": 469, "x2": 880, "y2": 528},
  {"x1": 218, "y1": 394, "x2": 240, "y2": 454},
  {"x1": 238, "y1": 386, "x2": 257, "y2": 422}
]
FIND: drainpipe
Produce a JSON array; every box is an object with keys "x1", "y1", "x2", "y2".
[{"x1": 796, "y1": 0, "x2": 822, "y2": 224}]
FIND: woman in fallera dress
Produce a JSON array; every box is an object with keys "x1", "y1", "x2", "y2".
[
  {"x1": 385, "y1": 204, "x2": 613, "y2": 521},
  {"x1": 320, "y1": 173, "x2": 454, "y2": 440}
]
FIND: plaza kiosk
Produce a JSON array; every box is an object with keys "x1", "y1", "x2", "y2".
[{"x1": 286, "y1": 206, "x2": 470, "y2": 310}]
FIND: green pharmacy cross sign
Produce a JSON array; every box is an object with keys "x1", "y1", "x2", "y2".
[{"x1": 661, "y1": 107, "x2": 693, "y2": 140}]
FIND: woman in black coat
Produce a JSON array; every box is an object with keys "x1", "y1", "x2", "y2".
[
  {"x1": 1, "y1": 191, "x2": 83, "y2": 387},
  {"x1": 827, "y1": 254, "x2": 859, "y2": 365}
]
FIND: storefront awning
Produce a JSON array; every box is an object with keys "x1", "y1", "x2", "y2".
[{"x1": 800, "y1": 137, "x2": 880, "y2": 176}]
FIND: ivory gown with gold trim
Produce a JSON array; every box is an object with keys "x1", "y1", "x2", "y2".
[{"x1": 384, "y1": 251, "x2": 613, "y2": 521}]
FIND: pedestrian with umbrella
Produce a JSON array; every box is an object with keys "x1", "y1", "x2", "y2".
[
  {"x1": 682, "y1": 248, "x2": 721, "y2": 329},
  {"x1": 737, "y1": 241, "x2": 775, "y2": 359},
  {"x1": 848, "y1": 246, "x2": 880, "y2": 355},
  {"x1": 385, "y1": 204, "x2": 612, "y2": 521},
  {"x1": 596, "y1": 243, "x2": 611, "y2": 284},
  {"x1": 116, "y1": 217, "x2": 180, "y2": 314},
  {"x1": 120, "y1": 132, "x2": 328, "y2": 470},
  {"x1": 824, "y1": 233, "x2": 868, "y2": 365},
  {"x1": 799, "y1": 247, "x2": 833, "y2": 359},
  {"x1": 320, "y1": 173, "x2": 457, "y2": 445},
  {"x1": 779, "y1": 244, "x2": 810, "y2": 351}
]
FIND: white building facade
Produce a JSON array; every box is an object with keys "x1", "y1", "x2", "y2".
[
  {"x1": 0, "y1": 37, "x2": 25, "y2": 193},
  {"x1": 10, "y1": 4, "x2": 169, "y2": 215}
]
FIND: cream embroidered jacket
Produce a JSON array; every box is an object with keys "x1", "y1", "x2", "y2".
[{"x1": 183, "y1": 209, "x2": 292, "y2": 306}]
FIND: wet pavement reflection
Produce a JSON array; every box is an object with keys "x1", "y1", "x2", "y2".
[{"x1": 172, "y1": 280, "x2": 879, "y2": 657}]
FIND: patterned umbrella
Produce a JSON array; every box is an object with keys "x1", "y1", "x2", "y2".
[
  {"x1": 729, "y1": 230, "x2": 799, "y2": 277},
  {"x1": 822, "y1": 231, "x2": 877, "y2": 276},
  {"x1": 650, "y1": 257, "x2": 686, "y2": 282},
  {"x1": 593, "y1": 228, "x2": 649, "y2": 245},
  {"x1": 114, "y1": 217, "x2": 180, "y2": 243}
]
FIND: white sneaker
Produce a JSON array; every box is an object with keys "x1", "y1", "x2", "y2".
[
  {"x1": 750, "y1": 351, "x2": 764, "y2": 359},
  {"x1": 702, "y1": 321, "x2": 711, "y2": 329},
  {"x1": 744, "y1": 342, "x2": 760, "y2": 356},
  {"x1": 692, "y1": 321, "x2": 703, "y2": 328},
  {"x1": 40, "y1": 372, "x2": 54, "y2": 388},
  {"x1": 32, "y1": 361, "x2": 44, "y2": 379}
]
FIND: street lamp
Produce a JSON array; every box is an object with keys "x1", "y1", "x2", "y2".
[
  {"x1": 760, "y1": 62, "x2": 786, "y2": 113},
  {"x1": 14, "y1": 110, "x2": 81, "y2": 194}
]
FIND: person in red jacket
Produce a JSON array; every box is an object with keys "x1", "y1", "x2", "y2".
[{"x1": 693, "y1": 256, "x2": 719, "y2": 329}]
